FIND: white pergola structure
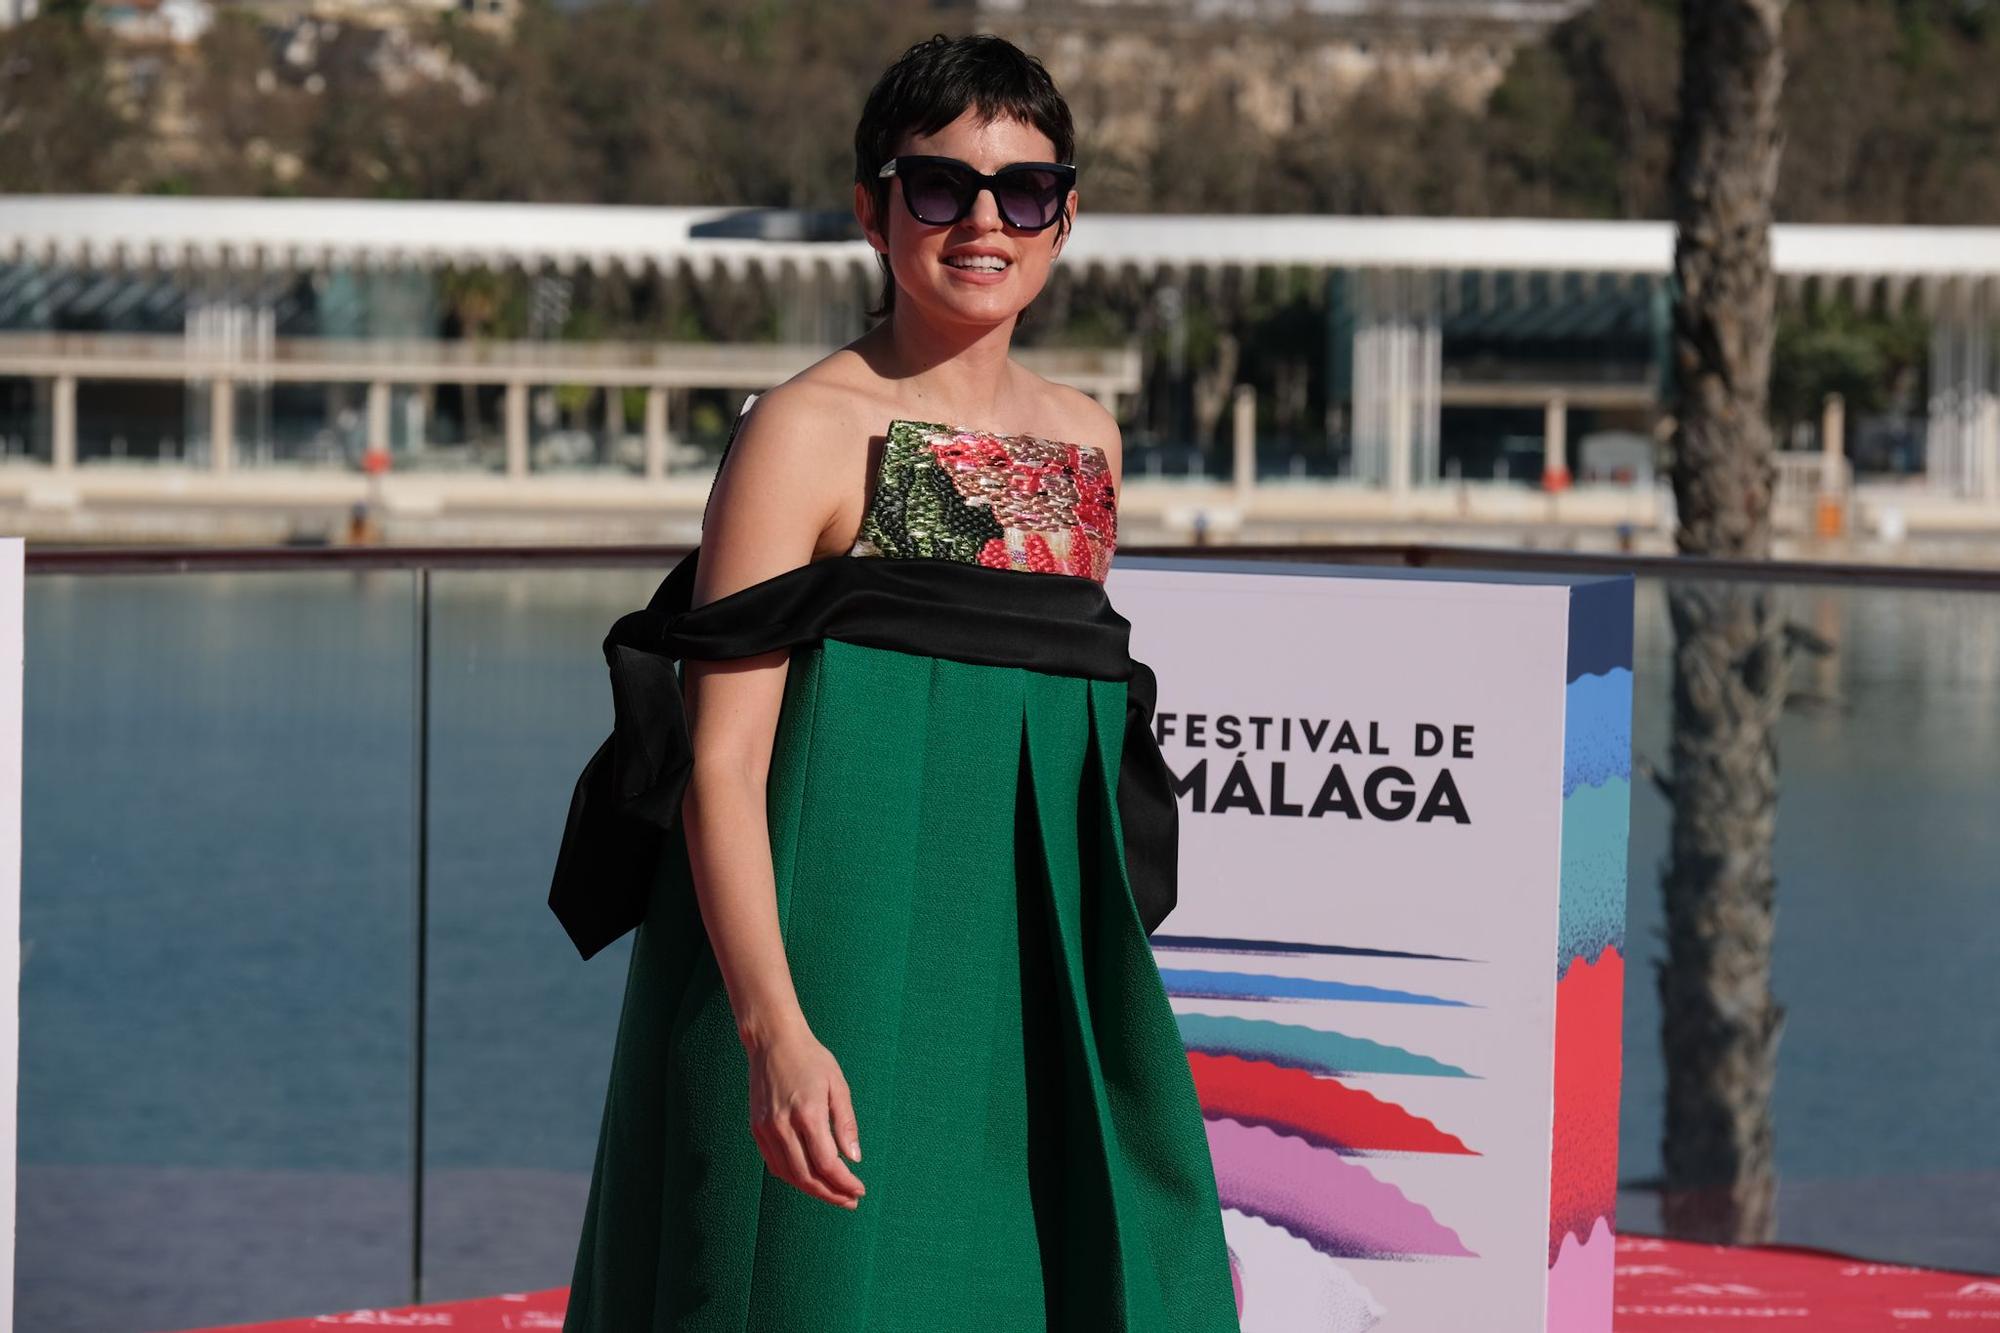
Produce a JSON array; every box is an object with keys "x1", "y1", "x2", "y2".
[{"x1": 3, "y1": 197, "x2": 1999, "y2": 499}]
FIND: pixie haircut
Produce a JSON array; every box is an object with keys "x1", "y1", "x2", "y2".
[{"x1": 854, "y1": 32, "x2": 1076, "y2": 321}]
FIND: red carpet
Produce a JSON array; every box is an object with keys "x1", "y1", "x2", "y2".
[{"x1": 183, "y1": 1233, "x2": 2000, "y2": 1332}]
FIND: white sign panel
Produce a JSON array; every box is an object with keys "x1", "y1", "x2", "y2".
[{"x1": 1112, "y1": 558, "x2": 1632, "y2": 1333}]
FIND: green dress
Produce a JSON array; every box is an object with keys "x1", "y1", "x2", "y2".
[{"x1": 561, "y1": 414, "x2": 1240, "y2": 1331}]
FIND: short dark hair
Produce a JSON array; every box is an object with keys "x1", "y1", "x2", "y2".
[{"x1": 854, "y1": 33, "x2": 1076, "y2": 321}]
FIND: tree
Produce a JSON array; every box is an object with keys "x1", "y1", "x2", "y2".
[
  {"x1": 0, "y1": 0, "x2": 136, "y2": 193},
  {"x1": 1659, "y1": 0, "x2": 1791, "y2": 1244}
]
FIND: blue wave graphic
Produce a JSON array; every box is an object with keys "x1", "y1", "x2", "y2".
[{"x1": 1563, "y1": 668, "x2": 1633, "y2": 796}]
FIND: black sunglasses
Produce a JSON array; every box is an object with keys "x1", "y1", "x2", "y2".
[{"x1": 877, "y1": 155, "x2": 1077, "y2": 232}]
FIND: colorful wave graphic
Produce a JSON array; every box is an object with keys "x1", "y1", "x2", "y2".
[
  {"x1": 1559, "y1": 664, "x2": 1632, "y2": 980},
  {"x1": 1221, "y1": 1206, "x2": 1387, "y2": 1332},
  {"x1": 1176, "y1": 1011, "x2": 1474, "y2": 1079},
  {"x1": 1562, "y1": 668, "x2": 1633, "y2": 796},
  {"x1": 1558, "y1": 777, "x2": 1630, "y2": 978},
  {"x1": 1548, "y1": 944, "x2": 1623, "y2": 1265},
  {"x1": 1206, "y1": 1115, "x2": 1477, "y2": 1259},
  {"x1": 1551, "y1": 604, "x2": 1630, "y2": 1313},
  {"x1": 1162, "y1": 967, "x2": 1469, "y2": 1006},
  {"x1": 1189, "y1": 1051, "x2": 1476, "y2": 1156},
  {"x1": 1173, "y1": 955, "x2": 1480, "y2": 1271},
  {"x1": 1547, "y1": 1214, "x2": 1616, "y2": 1333}
]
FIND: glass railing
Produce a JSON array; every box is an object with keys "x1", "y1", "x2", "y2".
[{"x1": 19, "y1": 543, "x2": 2000, "y2": 1330}]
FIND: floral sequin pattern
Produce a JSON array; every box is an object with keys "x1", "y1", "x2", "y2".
[{"x1": 851, "y1": 419, "x2": 1118, "y2": 581}]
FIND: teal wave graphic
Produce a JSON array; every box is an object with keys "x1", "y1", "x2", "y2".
[
  {"x1": 1176, "y1": 1011, "x2": 1473, "y2": 1079},
  {"x1": 1558, "y1": 776, "x2": 1630, "y2": 975}
]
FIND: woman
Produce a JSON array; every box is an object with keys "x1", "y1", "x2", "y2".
[{"x1": 553, "y1": 31, "x2": 1240, "y2": 1331}]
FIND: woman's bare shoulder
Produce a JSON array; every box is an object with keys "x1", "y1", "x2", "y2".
[
  {"x1": 742, "y1": 355, "x2": 895, "y2": 451},
  {"x1": 733, "y1": 376, "x2": 867, "y2": 457},
  {"x1": 1027, "y1": 375, "x2": 1124, "y2": 483}
]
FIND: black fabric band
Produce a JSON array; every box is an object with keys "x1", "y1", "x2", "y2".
[{"x1": 548, "y1": 548, "x2": 1180, "y2": 961}]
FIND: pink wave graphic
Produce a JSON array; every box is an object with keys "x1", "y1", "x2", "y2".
[
  {"x1": 1547, "y1": 1214, "x2": 1615, "y2": 1332},
  {"x1": 1205, "y1": 1115, "x2": 1476, "y2": 1260}
]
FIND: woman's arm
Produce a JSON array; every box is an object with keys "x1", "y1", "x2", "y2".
[{"x1": 680, "y1": 384, "x2": 868, "y2": 1208}]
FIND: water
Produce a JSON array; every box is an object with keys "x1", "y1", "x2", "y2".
[{"x1": 18, "y1": 565, "x2": 2000, "y2": 1330}]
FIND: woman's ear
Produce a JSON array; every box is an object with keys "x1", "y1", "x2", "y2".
[
  {"x1": 1052, "y1": 190, "x2": 1078, "y2": 260},
  {"x1": 855, "y1": 181, "x2": 886, "y2": 254}
]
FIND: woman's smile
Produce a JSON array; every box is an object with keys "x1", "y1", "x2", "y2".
[{"x1": 940, "y1": 251, "x2": 1013, "y2": 284}]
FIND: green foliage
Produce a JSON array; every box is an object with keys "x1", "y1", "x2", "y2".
[
  {"x1": 15, "y1": 0, "x2": 2000, "y2": 230},
  {"x1": 1043, "y1": 306, "x2": 1132, "y2": 350},
  {"x1": 1769, "y1": 300, "x2": 1930, "y2": 430},
  {"x1": 0, "y1": 6, "x2": 136, "y2": 192}
]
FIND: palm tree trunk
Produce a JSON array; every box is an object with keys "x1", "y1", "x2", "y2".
[{"x1": 1661, "y1": 0, "x2": 1790, "y2": 1244}]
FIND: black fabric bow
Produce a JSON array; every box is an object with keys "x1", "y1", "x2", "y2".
[{"x1": 548, "y1": 547, "x2": 1181, "y2": 961}]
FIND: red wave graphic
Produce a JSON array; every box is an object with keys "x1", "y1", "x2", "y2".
[
  {"x1": 1189, "y1": 1049, "x2": 1477, "y2": 1156},
  {"x1": 1549, "y1": 944, "x2": 1624, "y2": 1266}
]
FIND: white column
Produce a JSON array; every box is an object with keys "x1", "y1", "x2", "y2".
[
  {"x1": 644, "y1": 387, "x2": 669, "y2": 481},
  {"x1": 1352, "y1": 268, "x2": 1440, "y2": 495},
  {"x1": 366, "y1": 381, "x2": 391, "y2": 460},
  {"x1": 210, "y1": 377, "x2": 234, "y2": 473},
  {"x1": 1820, "y1": 391, "x2": 1845, "y2": 492},
  {"x1": 50, "y1": 374, "x2": 76, "y2": 473},
  {"x1": 504, "y1": 381, "x2": 529, "y2": 479},
  {"x1": 1979, "y1": 394, "x2": 2000, "y2": 501},
  {"x1": 604, "y1": 387, "x2": 625, "y2": 469},
  {"x1": 1386, "y1": 310, "x2": 1411, "y2": 500},
  {"x1": 1928, "y1": 279, "x2": 1999, "y2": 498},
  {"x1": 1542, "y1": 395, "x2": 1569, "y2": 489},
  {"x1": 1232, "y1": 381, "x2": 1256, "y2": 505}
]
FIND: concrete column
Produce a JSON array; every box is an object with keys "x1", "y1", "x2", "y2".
[
  {"x1": 407, "y1": 387, "x2": 429, "y2": 460},
  {"x1": 504, "y1": 380, "x2": 529, "y2": 479},
  {"x1": 1820, "y1": 391, "x2": 1845, "y2": 492},
  {"x1": 1352, "y1": 268, "x2": 1440, "y2": 495},
  {"x1": 604, "y1": 387, "x2": 625, "y2": 469},
  {"x1": 1386, "y1": 321, "x2": 1412, "y2": 500},
  {"x1": 644, "y1": 387, "x2": 669, "y2": 481},
  {"x1": 210, "y1": 377, "x2": 234, "y2": 473},
  {"x1": 1231, "y1": 382, "x2": 1256, "y2": 505},
  {"x1": 1980, "y1": 394, "x2": 2000, "y2": 501},
  {"x1": 367, "y1": 380, "x2": 391, "y2": 459},
  {"x1": 51, "y1": 373, "x2": 76, "y2": 473},
  {"x1": 1542, "y1": 395, "x2": 1569, "y2": 489}
]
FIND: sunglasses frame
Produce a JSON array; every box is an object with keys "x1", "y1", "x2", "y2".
[{"x1": 876, "y1": 154, "x2": 1078, "y2": 232}]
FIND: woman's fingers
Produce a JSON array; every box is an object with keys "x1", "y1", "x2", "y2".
[
  {"x1": 744, "y1": 1032, "x2": 866, "y2": 1210},
  {"x1": 794, "y1": 1096, "x2": 865, "y2": 1200},
  {"x1": 773, "y1": 1112, "x2": 857, "y2": 1208},
  {"x1": 830, "y1": 1076, "x2": 862, "y2": 1163}
]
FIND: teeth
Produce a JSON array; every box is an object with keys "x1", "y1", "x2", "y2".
[{"x1": 945, "y1": 256, "x2": 1008, "y2": 271}]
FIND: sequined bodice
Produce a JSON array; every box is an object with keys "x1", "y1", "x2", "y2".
[
  {"x1": 712, "y1": 398, "x2": 1119, "y2": 584},
  {"x1": 849, "y1": 418, "x2": 1118, "y2": 583}
]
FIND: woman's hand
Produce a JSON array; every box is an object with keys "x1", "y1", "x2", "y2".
[{"x1": 746, "y1": 1025, "x2": 866, "y2": 1210}]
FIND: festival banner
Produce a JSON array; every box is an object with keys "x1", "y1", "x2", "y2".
[{"x1": 1110, "y1": 556, "x2": 1633, "y2": 1333}]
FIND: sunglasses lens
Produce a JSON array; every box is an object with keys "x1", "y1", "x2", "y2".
[
  {"x1": 902, "y1": 162, "x2": 972, "y2": 225},
  {"x1": 996, "y1": 168, "x2": 1065, "y2": 229}
]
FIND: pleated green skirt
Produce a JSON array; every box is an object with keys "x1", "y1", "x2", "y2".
[{"x1": 562, "y1": 637, "x2": 1240, "y2": 1331}]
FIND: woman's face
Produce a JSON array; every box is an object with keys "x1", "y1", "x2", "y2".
[{"x1": 859, "y1": 109, "x2": 1076, "y2": 328}]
